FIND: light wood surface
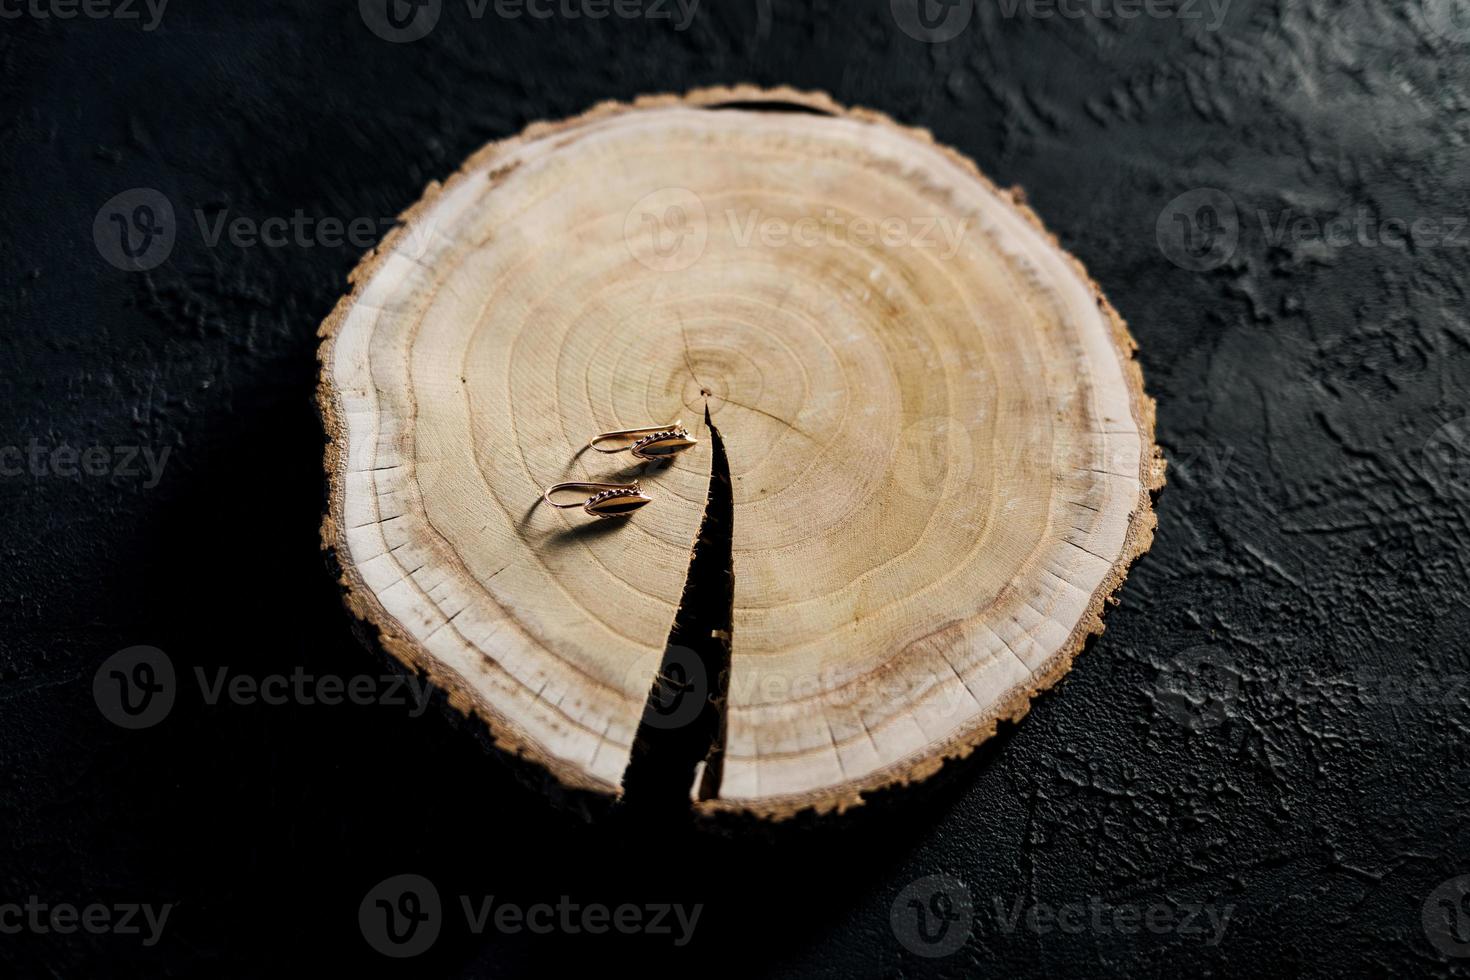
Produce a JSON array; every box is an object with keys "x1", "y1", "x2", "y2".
[{"x1": 318, "y1": 86, "x2": 1164, "y2": 819}]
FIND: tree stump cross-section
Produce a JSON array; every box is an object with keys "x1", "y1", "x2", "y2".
[{"x1": 317, "y1": 86, "x2": 1165, "y2": 821}]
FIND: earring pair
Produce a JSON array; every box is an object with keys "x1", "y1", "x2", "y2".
[{"x1": 543, "y1": 421, "x2": 697, "y2": 520}]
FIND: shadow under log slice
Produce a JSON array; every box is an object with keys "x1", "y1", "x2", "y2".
[{"x1": 621, "y1": 406, "x2": 734, "y2": 812}]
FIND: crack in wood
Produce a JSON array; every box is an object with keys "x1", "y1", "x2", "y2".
[{"x1": 620, "y1": 405, "x2": 733, "y2": 811}]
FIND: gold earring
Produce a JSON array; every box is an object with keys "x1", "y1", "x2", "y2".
[
  {"x1": 542, "y1": 481, "x2": 652, "y2": 519},
  {"x1": 589, "y1": 421, "x2": 697, "y2": 461}
]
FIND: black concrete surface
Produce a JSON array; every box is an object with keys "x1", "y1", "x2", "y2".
[{"x1": 3, "y1": 0, "x2": 1469, "y2": 975}]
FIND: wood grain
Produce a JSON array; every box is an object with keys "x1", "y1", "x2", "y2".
[{"x1": 318, "y1": 86, "x2": 1164, "y2": 819}]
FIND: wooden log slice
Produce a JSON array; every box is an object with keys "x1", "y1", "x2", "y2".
[{"x1": 318, "y1": 86, "x2": 1164, "y2": 820}]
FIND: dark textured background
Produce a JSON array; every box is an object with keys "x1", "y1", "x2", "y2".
[{"x1": 4, "y1": 0, "x2": 1470, "y2": 975}]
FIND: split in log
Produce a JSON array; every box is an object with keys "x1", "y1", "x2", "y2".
[{"x1": 318, "y1": 86, "x2": 1165, "y2": 820}]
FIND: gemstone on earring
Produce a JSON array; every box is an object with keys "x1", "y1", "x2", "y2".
[
  {"x1": 583, "y1": 485, "x2": 652, "y2": 518},
  {"x1": 629, "y1": 427, "x2": 697, "y2": 460}
]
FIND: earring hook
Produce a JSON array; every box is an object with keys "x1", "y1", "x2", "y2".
[{"x1": 588, "y1": 421, "x2": 697, "y2": 461}]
